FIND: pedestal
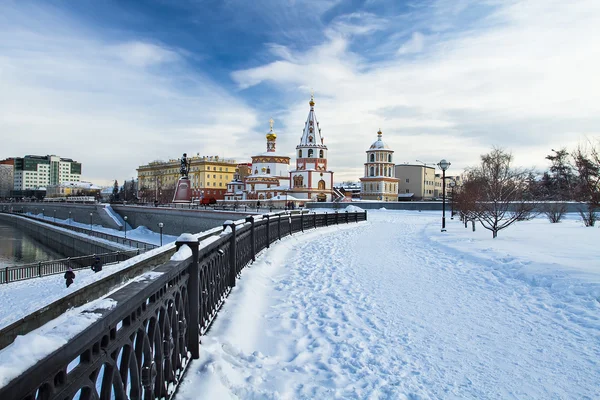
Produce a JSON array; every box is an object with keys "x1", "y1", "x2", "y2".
[{"x1": 172, "y1": 177, "x2": 192, "y2": 203}]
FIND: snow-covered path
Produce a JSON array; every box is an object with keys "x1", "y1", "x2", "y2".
[{"x1": 178, "y1": 211, "x2": 600, "y2": 399}]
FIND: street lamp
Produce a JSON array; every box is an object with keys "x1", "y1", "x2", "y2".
[
  {"x1": 68, "y1": 211, "x2": 72, "y2": 225},
  {"x1": 158, "y1": 222, "x2": 164, "y2": 246},
  {"x1": 449, "y1": 180, "x2": 456, "y2": 219},
  {"x1": 89, "y1": 212, "x2": 93, "y2": 232},
  {"x1": 437, "y1": 159, "x2": 451, "y2": 232},
  {"x1": 124, "y1": 216, "x2": 128, "y2": 239},
  {"x1": 53, "y1": 209, "x2": 56, "y2": 223}
]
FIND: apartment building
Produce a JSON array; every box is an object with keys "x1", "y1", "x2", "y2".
[
  {"x1": 137, "y1": 155, "x2": 236, "y2": 202},
  {"x1": 11, "y1": 155, "x2": 82, "y2": 191}
]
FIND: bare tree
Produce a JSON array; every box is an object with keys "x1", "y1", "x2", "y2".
[
  {"x1": 573, "y1": 141, "x2": 600, "y2": 227},
  {"x1": 465, "y1": 147, "x2": 536, "y2": 238},
  {"x1": 541, "y1": 148, "x2": 574, "y2": 223}
]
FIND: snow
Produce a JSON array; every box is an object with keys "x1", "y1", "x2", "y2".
[
  {"x1": 103, "y1": 204, "x2": 123, "y2": 228},
  {"x1": 171, "y1": 245, "x2": 192, "y2": 261},
  {"x1": 0, "y1": 297, "x2": 117, "y2": 387},
  {"x1": 176, "y1": 210, "x2": 600, "y2": 399},
  {"x1": 177, "y1": 233, "x2": 197, "y2": 242},
  {"x1": 344, "y1": 205, "x2": 364, "y2": 213}
]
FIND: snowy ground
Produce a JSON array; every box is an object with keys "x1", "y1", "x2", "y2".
[
  {"x1": 177, "y1": 210, "x2": 600, "y2": 399},
  {"x1": 0, "y1": 215, "x2": 179, "y2": 330}
]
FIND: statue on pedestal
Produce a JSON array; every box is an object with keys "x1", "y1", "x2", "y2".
[{"x1": 173, "y1": 153, "x2": 193, "y2": 203}]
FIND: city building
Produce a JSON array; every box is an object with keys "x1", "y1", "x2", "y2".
[
  {"x1": 288, "y1": 95, "x2": 334, "y2": 202},
  {"x1": 243, "y1": 119, "x2": 290, "y2": 201},
  {"x1": 137, "y1": 155, "x2": 237, "y2": 203},
  {"x1": 0, "y1": 159, "x2": 14, "y2": 199},
  {"x1": 45, "y1": 181, "x2": 102, "y2": 198},
  {"x1": 360, "y1": 130, "x2": 399, "y2": 201},
  {"x1": 12, "y1": 155, "x2": 81, "y2": 191},
  {"x1": 394, "y1": 164, "x2": 438, "y2": 200}
]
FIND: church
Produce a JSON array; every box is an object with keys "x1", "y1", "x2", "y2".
[
  {"x1": 237, "y1": 94, "x2": 336, "y2": 204},
  {"x1": 288, "y1": 95, "x2": 334, "y2": 202}
]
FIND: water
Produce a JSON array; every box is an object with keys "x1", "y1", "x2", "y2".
[{"x1": 0, "y1": 222, "x2": 65, "y2": 268}]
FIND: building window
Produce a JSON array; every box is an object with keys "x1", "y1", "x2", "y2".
[
  {"x1": 318, "y1": 179, "x2": 325, "y2": 190},
  {"x1": 293, "y1": 175, "x2": 304, "y2": 187},
  {"x1": 370, "y1": 154, "x2": 375, "y2": 162},
  {"x1": 319, "y1": 150, "x2": 324, "y2": 158},
  {"x1": 370, "y1": 166, "x2": 374, "y2": 176},
  {"x1": 406, "y1": 178, "x2": 410, "y2": 183},
  {"x1": 298, "y1": 150, "x2": 302, "y2": 158},
  {"x1": 406, "y1": 189, "x2": 409, "y2": 193},
  {"x1": 388, "y1": 154, "x2": 392, "y2": 162},
  {"x1": 308, "y1": 149, "x2": 314, "y2": 158}
]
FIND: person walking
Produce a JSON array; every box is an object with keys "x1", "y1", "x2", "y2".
[
  {"x1": 91, "y1": 256, "x2": 103, "y2": 273},
  {"x1": 64, "y1": 267, "x2": 75, "y2": 288}
]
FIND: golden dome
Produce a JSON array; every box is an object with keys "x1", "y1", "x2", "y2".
[
  {"x1": 309, "y1": 93, "x2": 315, "y2": 107},
  {"x1": 266, "y1": 132, "x2": 277, "y2": 141}
]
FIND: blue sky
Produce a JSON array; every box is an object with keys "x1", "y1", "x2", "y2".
[{"x1": 1, "y1": 0, "x2": 599, "y2": 185}]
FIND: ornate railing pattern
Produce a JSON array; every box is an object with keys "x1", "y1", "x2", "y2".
[
  {"x1": 0, "y1": 210, "x2": 366, "y2": 400},
  {"x1": 1, "y1": 250, "x2": 140, "y2": 284}
]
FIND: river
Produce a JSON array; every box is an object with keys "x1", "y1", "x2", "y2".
[{"x1": 0, "y1": 221, "x2": 65, "y2": 268}]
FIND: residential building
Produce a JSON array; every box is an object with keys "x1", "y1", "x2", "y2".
[
  {"x1": 12, "y1": 155, "x2": 81, "y2": 191},
  {"x1": 288, "y1": 95, "x2": 334, "y2": 202},
  {"x1": 0, "y1": 159, "x2": 14, "y2": 199},
  {"x1": 360, "y1": 129, "x2": 399, "y2": 201},
  {"x1": 224, "y1": 163, "x2": 251, "y2": 201},
  {"x1": 137, "y1": 155, "x2": 236, "y2": 203},
  {"x1": 394, "y1": 164, "x2": 438, "y2": 200}
]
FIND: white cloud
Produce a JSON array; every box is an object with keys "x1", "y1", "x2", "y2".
[
  {"x1": 0, "y1": 3, "x2": 262, "y2": 186},
  {"x1": 232, "y1": 0, "x2": 600, "y2": 181},
  {"x1": 397, "y1": 32, "x2": 425, "y2": 54}
]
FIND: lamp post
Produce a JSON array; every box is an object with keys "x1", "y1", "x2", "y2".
[
  {"x1": 449, "y1": 180, "x2": 456, "y2": 219},
  {"x1": 158, "y1": 222, "x2": 164, "y2": 246},
  {"x1": 53, "y1": 209, "x2": 56, "y2": 223},
  {"x1": 68, "y1": 211, "x2": 72, "y2": 225},
  {"x1": 124, "y1": 216, "x2": 128, "y2": 239},
  {"x1": 89, "y1": 212, "x2": 93, "y2": 232},
  {"x1": 437, "y1": 159, "x2": 451, "y2": 232},
  {"x1": 42, "y1": 208, "x2": 44, "y2": 218}
]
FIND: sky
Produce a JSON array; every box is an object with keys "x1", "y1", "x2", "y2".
[{"x1": 1, "y1": 0, "x2": 599, "y2": 186}]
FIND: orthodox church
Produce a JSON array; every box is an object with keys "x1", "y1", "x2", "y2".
[
  {"x1": 288, "y1": 95, "x2": 334, "y2": 202},
  {"x1": 360, "y1": 129, "x2": 398, "y2": 201},
  {"x1": 243, "y1": 119, "x2": 291, "y2": 201}
]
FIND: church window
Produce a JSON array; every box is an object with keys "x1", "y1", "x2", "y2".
[
  {"x1": 266, "y1": 167, "x2": 271, "y2": 174},
  {"x1": 369, "y1": 166, "x2": 374, "y2": 176},
  {"x1": 319, "y1": 150, "x2": 324, "y2": 158},
  {"x1": 251, "y1": 184, "x2": 255, "y2": 191},
  {"x1": 298, "y1": 150, "x2": 302, "y2": 158},
  {"x1": 267, "y1": 184, "x2": 271, "y2": 188},
  {"x1": 318, "y1": 179, "x2": 326, "y2": 190},
  {"x1": 309, "y1": 136, "x2": 313, "y2": 143},
  {"x1": 254, "y1": 169, "x2": 258, "y2": 175},
  {"x1": 388, "y1": 154, "x2": 392, "y2": 162},
  {"x1": 308, "y1": 149, "x2": 314, "y2": 158},
  {"x1": 294, "y1": 175, "x2": 304, "y2": 187},
  {"x1": 370, "y1": 154, "x2": 375, "y2": 162}
]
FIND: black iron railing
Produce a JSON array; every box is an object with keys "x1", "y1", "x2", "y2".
[
  {"x1": 0, "y1": 250, "x2": 140, "y2": 284},
  {"x1": 0, "y1": 210, "x2": 367, "y2": 400}
]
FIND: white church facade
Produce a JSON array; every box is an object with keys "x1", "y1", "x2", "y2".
[
  {"x1": 360, "y1": 129, "x2": 399, "y2": 201},
  {"x1": 288, "y1": 95, "x2": 334, "y2": 202}
]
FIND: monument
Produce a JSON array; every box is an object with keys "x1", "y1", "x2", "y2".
[{"x1": 172, "y1": 153, "x2": 193, "y2": 203}]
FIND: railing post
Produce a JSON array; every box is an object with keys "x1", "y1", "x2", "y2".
[
  {"x1": 176, "y1": 237, "x2": 200, "y2": 359},
  {"x1": 288, "y1": 213, "x2": 292, "y2": 235},
  {"x1": 325, "y1": 212, "x2": 328, "y2": 226},
  {"x1": 345, "y1": 211, "x2": 349, "y2": 223},
  {"x1": 264, "y1": 215, "x2": 270, "y2": 248},
  {"x1": 300, "y1": 212, "x2": 304, "y2": 232},
  {"x1": 38, "y1": 262, "x2": 42, "y2": 277},
  {"x1": 335, "y1": 211, "x2": 339, "y2": 225},
  {"x1": 228, "y1": 223, "x2": 237, "y2": 288},
  {"x1": 278, "y1": 214, "x2": 282, "y2": 239},
  {"x1": 313, "y1": 212, "x2": 317, "y2": 229},
  {"x1": 245, "y1": 216, "x2": 256, "y2": 262},
  {"x1": 5, "y1": 267, "x2": 8, "y2": 284}
]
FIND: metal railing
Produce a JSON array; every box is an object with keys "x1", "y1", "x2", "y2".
[
  {"x1": 0, "y1": 209, "x2": 157, "y2": 251},
  {"x1": 0, "y1": 210, "x2": 367, "y2": 400},
  {"x1": 1, "y1": 250, "x2": 140, "y2": 285}
]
